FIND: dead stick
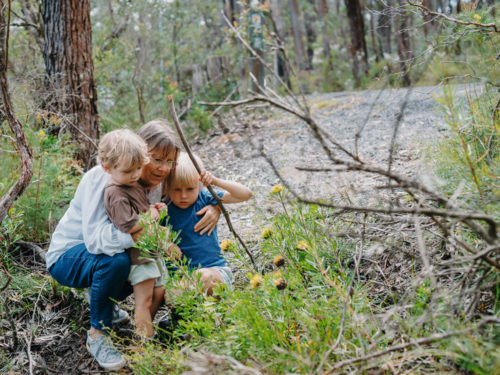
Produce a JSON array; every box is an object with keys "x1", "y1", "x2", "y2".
[{"x1": 167, "y1": 95, "x2": 257, "y2": 270}]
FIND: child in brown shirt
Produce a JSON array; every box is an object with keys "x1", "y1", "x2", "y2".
[{"x1": 99, "y1": 129, "x2": 170, "y2": 340}]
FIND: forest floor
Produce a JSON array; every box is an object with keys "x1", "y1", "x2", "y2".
[{"x1": 3, "y1": 85, "x2": 461, "y2": 374}]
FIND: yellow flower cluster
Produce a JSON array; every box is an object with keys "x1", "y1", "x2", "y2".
[
  {"x1": 270, "y1": 184, "x2": 283, "y2": 194},
  {"x1": 296, "y1": 240, "x2": 309, "y2": 251},
  {"x1": 220, "y1": 239, "x2": 232, "y2": 252},
  {"x1": 249, "y1": 273, "x2": 262, "y2": 288},
  {"x1": 261, "y1": 227, "x2": 272, "y2": 239},
  {"x1": 474, "y1": 13, "x2": 481, "y2": 20},
  {"x1": 37, "y1": 129, "x2": 47, "y2": 142}
]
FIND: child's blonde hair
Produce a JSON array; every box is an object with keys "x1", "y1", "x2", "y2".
[
  {"x1": 98, "y1": 129, "x2": 150, "y2": 170},
  {"x1": 173, "y1": 152, "x2": 204, "y2": 188}
]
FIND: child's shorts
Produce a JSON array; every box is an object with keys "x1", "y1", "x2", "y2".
[
  {"x1": 212, "y1": 266, "x2": 234, "y2": 287},
  {"x1": 128, "y1": 259, "x2": 168, "y2": 287}
]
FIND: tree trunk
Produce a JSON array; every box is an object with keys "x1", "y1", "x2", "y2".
[
  {"x1": 369, "y1": 7, "x2": 380, "y2": 62},
  {"x1": 288, "y1": 0, "x2": 308, "y2": 70},
  {"x1": 42, "y1": 0, "x2": 99, "y2": 170},
  {"x1": 377, "y1": 3, "x2": 391, "y2": 56},
  {"x1": 317, "y1": 0, "x2": 331, "y2": 60},
  {"x1": 344, "y1": 0, "x2": 368, "y2": 85},
  {"x1": 456, "y1": 0, "x2": 461, "y2": 13},
  {"x1": 0, "y1": 1, "x2": 34, "y2": 225},
  {"x1": 422, "y1": 0, "x2": 434, "y2": 35},
  {"x1": 269, "y1": 0, "x2": 290, "y2": 87},
  {"x1": 304, "y1": 0, "x2": 317, "y2": 69},
  {"x1": 393, "y1": 1, "x2": 412, "y2": 87}
]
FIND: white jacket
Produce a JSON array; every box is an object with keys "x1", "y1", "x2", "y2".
[{"x1": 46, "y1": 166, "x2": 135, "y2": 269}]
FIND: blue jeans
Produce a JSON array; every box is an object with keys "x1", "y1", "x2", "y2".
[{"x1": 48, "y1": 243, "x2": 133, "y2": 331}]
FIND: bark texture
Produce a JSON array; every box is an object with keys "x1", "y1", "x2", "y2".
[
  {"x1": 393, "y1": 1, "x2": 412, "y2": 87},
  {"x1": 42, "y1": 0, "x2": 99, "y2": 170},
  {"x1": 0, "y1": 1, "x2": 34, "y2": 225},
  {"x1": 288, "y1": 0, "x2": 308, "y2": 70},
  {"x1": 270, "y1": 0, "x2": 290, "y2": 87},
  {"x1": 344, "y1": 0, "x2": 368, "y2": 84}
]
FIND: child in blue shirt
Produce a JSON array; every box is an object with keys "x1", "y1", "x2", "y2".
[{"x1": 159, "y1": 152, "x2": 252, "y2": 295}]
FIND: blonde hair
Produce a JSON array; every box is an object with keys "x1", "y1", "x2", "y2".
[
  {"x1": 98, "y1": 129, "x2": 149, "y2": 170},
  {"x1": 173, "y1": 152, "x2": 204, "y2": 188}
]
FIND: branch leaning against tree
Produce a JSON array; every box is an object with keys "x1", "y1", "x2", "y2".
[
  {"x1": 0, "y1": 0, "x2": 33, "y2": 225},
  {"x1": 167, "y1": 95, "x2": 257, "y2": 270}
]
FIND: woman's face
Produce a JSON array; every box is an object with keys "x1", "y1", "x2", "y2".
[{"x1": 140, "y1": 150, "x2": 177, "y2": 188}]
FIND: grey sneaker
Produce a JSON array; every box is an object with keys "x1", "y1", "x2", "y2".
[
  {"x1": 83, "y1": 289, "x2": 130, "y2": 324},
  {"x1": 86, "y1": 332, "x2": 126, "y2": 371}
]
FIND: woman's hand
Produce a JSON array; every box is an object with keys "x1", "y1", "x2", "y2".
[
  {"x1": 194, "y1": 204, "x2": 221, "y2": 236},
  {"x1": 199, "y1": 170, "x2": 216, "y2": 186}
]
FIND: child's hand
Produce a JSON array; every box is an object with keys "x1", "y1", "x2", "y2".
[
  {"x1": 199, "y1": 170, "x2": 216, "y2": 186},
  {"x1": 155, "y1": 202, "x2": 167, "y2": 211},
  {"x1": 149, "y1": 206, "x2": 160, "y2": 220},
  {"x1": 168, "y1": 243, "x2": 183, "y2": 260}
]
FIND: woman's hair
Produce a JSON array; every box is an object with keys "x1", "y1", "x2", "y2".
[
  {"x1": 98, "y1": 129, "x2": 149, "y2": 170},
  {"x1": 173, "y1": 152, "x2": 204, "y2": 188},
  {"x1": 137, "y1": 119, "x2": 182, "y2": 196},
  {"x1": 137, "y1": 119, "x2": 181, "y2": 161}
]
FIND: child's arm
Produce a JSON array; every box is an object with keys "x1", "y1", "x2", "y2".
[
  {"x1": 126, "y1": 206, "x2": 161, "y2": 234},
  {"x1": 200, "y1": 170, "x2": 252, "y2": 204}
]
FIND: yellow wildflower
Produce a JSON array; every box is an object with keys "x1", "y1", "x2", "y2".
[
  {"x1": 296, "y1": 240, "x2": 309, "y2": 251},
  {"x1": 38, "y1": 130, "x2": 46, "y2": 141},
  {"x1": 261, "y1": 227, "x2": 272, "y2": 239},
  {"x1": 220, "y1": 239, "x2": 232, "y2": 251},
  {"x1": 250, "y1": 274, "x2": 262, "y2": 288},
  {"x1": 273, "y1": 255, "x2": 285, "y2": 267},
  {"x1": 270, "y1": 184, "x2": 283, "y2": 194},
  {"x1": 474, "y1": 13, "x2": 481, "y2": 20},
  {"x1": 274, "y1": 269, "x2": 283, "y2": 279}
]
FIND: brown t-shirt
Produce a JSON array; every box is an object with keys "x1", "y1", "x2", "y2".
[{"x1": 103, "y1": 182, "x2": 155, "y2": 265}]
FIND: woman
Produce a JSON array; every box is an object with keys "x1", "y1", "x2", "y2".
[{"x1": 46, "y1": 120, "x2": 221, "y2": 371}]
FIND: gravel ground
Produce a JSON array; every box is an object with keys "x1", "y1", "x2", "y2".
[{"x1": 192, "y1": 85, "x2": 464, "y2": 241}]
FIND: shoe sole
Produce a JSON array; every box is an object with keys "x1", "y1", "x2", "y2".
[{"x1": 95, "y1": 357, "x2": 127, "y2": 371}]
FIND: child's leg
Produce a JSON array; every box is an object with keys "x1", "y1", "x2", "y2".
[
  {"x1": 150, "y1": 286, "x2": 164, "y2": 320},
  {"x1": 133, "y1": 278, "x2": 156, "y2": 338}
]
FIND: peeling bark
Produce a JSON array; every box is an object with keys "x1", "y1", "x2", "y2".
[{"x1": 42, "y1": 0, "x2": 99, "y2": 170}]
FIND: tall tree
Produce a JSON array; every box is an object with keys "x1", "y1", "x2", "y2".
[
  {"x1": 304, "y1": 0, "x2": 317, "y2": 68},
  {"x1": 269, "y1": 0, "x2": 290, "y2": 87},
  {"x1": 288, "y1": 0, "x2": 308, "y2": 70},
  {"x1": 43, "y1": 0, "x2": 99, "y2": 170},
  {"x1": 392, "y1": 0, "x2": 412, "y2": 87},
  {"x1": 317, "y1": 0, "x2": 331, "y2": 60},
  {"x1": 344, "y1": 0, "x2": 368, "y2": 85}
]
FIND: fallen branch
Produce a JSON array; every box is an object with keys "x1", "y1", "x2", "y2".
[{"x1": 167, "y1": 95, "x2": 256, "y2": 270}]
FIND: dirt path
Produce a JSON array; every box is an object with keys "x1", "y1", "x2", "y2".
[{"x1": 193, "y1": 85, "x2": 461, "y2": 241}]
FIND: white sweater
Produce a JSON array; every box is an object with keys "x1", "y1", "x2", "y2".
[{"x1": 46, "y1": 166, "x2": 135, "y2": 269}]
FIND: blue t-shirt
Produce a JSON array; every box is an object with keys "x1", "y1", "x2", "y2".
[{"x1": 165, "y1": 190, "x2": 226, "y2": 269}]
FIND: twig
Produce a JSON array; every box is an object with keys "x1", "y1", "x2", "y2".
[
  {"x1": 167, "y1": 95, "x2": 256, "y2": 269},
  {"x1": 325, "y1": 317, "x2": 500, "y2": 373},
  {"x1": 210, "y1": 84, "x2": 239, "y2": 117},
  {"x1": 408, "y1": 0, "x2": 500, "y2": 33}
]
